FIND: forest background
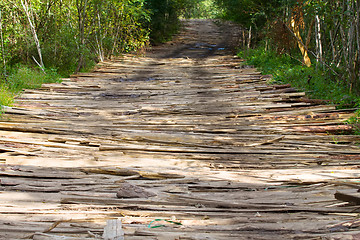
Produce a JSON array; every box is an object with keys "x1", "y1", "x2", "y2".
[{"x1": 1, "y1": 0, "x2": 360, "y2": 128}]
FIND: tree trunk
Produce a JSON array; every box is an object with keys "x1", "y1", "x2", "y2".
[
  {"x1": 76, "y1": 0, "x2": 88, "y2": 73},
  {"x1": 290, "y1": 16, "x2": 311, "y2": 67},
  {"x1": 315, "y1": 14, "x2": 323, "y2": 65},
  {"x1": 247, "y1": 26, "x2": 252, "y2": 49},
  {"x1": 355, "y1": 0, "x2": 360, "y2": 93},
  {"x1": 96, "y1": 12, "x2": 104, "y2": 62},
  {"x1": 305, "y1": 19, "x2": 314, "y2": 50},
  {"x1": 20, "y1": 0, "x2": 45, "y2": 72},
  {"x1": 0, "y1": 8, "x2": 6, "y2": 78}
]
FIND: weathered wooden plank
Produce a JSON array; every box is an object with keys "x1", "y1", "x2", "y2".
[{"x1": 102, "y1": 219, "x2": 124, "y2": 240}]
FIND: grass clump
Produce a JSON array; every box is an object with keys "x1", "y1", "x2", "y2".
[
  {"x1": 346, "y1": 111, "x2": 360, "y2": 135},
  {"x1": 0, "y1": 86, "x2": 15, "y2": 107},
  {"x1": 0, "y1": 66, "x2": 61, "y2": 108},
  {"x1": 238, "y1": 46, "x2": 358, "y2": 108},
  {"x1": 6, "y1": 66, "x2": 61, "y2": 92}
]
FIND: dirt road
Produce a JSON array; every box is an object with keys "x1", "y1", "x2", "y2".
[{"x1": 1, "y1": 19, "x2": 360, "y2": 239}]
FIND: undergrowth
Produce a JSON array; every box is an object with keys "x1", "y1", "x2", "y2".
[
  {"x1": 346, "y1": 111, "x2": 360, "y2": 135},
  {"x1": 238, "y1": 47, "x2": 358, "y2": 106},
  {"x1": 0, "y1": 66, "x2": 61, "y2": 108}
]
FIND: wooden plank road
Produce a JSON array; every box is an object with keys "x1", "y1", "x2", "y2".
[{"x1": 1, "y1": 19, "x2": 360, "y2": 239}]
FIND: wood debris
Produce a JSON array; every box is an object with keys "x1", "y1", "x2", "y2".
[{"x1": 335, "y1": 191, "x2": 360, "y2": 205}]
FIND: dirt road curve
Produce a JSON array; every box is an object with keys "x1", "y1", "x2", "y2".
[{"x1": 1, "y1": 19, "x2": 360, "y2": 240}]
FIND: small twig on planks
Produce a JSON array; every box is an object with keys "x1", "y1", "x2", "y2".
[
  {"x1": 31, "y1": 232, "x2": 96, "y2": 239},
  {"x1": 329, "y1": 218, "x2": 360, "y2": 231},
  {"x1": 23, "y1": 219, "x2": 72, "y2": 239},
  {"x1": 245, "y1": 136, "x2": 285, "y2": 147},
  {"x1": 87, "y1": 231, "x2": 101, "y2": 238}
]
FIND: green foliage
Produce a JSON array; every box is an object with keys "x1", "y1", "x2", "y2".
[
  {"x1": 0, "y1": 86, "x2": 15, "y2": 107},
  {"x1": 40, "y1": 23, "x2": 81, "y2": 76},
  {"x1": 0, "y1": 0, "x2": 151, "y2": 77},
  {"x1": 182, "y1": 0, "x2": 221, "y2": 19},
  {"x1": 239, "y1": 45, "x2": 358, "y2": 107},
  {"x1": 0, "y1": 0, "x2": 156, "y2": 108},
  {"x1": 215, "y1": 0, "x2": 290, "y2": 29},
  {"x1": 6, "y1": 66, "x2": 60, "y2": 93},
  {"x1": 146, "y1": 0, "x2": 183, "y2": 43},
  {"x1": 239, "y1": 47, "x2": 295, "y2": 74},
  {"x1": 0, "y1": 65, "x2": 60, "y2": 107},
  {"x1": 145, "y1": 0, "x2": 208, "y2": 43},
  {"x1": 218, "y1": 0, "x2": 360, "y2": 96},
  {"x1": 346, "y1": 109, "x2": 360, "y2": 135}
]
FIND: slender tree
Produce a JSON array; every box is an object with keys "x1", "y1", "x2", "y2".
[
  {"x1": 0, "y1": 8, "x2": 6, "y2": 78},
  {"x1": 20, "y1": 0, "x2": 45, "y2": 71}
]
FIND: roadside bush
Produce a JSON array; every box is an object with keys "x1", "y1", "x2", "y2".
[
  {"x1": 239, "y1": 45, "x2": 358, "y2": 108},
  {"x1": 0, "y1": 86, "x2": 15, "y2": 107},
  {"x1": 182, "y1": 0, "x2": 221, "y2": 19},
  {"x1": 6, "y1": 66, "x2": 60, "y2": 93}
]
